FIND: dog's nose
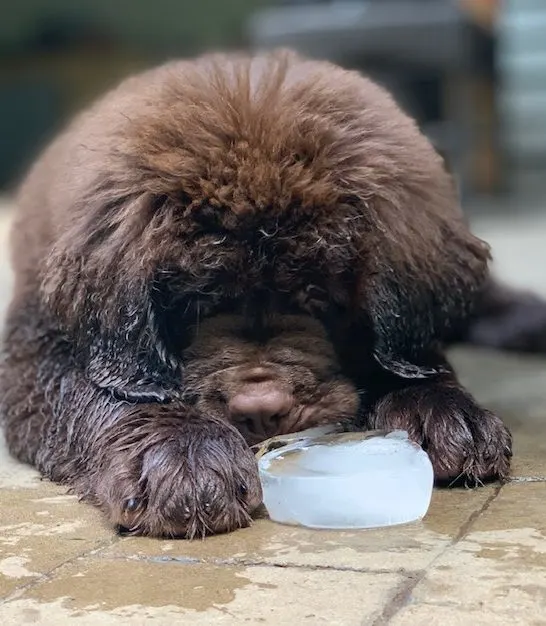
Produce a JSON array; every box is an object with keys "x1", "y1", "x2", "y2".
[{"x1": 228, "y1": 369, "x2": 293, "y2": 437}]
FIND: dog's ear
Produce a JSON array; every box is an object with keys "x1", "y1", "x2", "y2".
[
  {"x1": 40, "y1": 189, "x2": 179, "y2": 401},
  {"x1": 358, "y1": 187, "x2": 491, "y2": 379}
]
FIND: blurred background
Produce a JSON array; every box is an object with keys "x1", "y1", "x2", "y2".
[{"x1": 0, "y1": 0, "x2": 545, "y2": 296}]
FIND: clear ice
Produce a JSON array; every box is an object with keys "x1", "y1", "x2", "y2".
[{"x1": 258, "y1": 430, "x2": 434, "y2": 529}]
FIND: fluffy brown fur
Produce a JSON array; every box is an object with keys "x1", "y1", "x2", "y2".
[{"x1": 1, "y1": 48, "x2": 532, "y2": 538}]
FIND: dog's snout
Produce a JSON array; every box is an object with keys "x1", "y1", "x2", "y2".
[
  {"x1": 229, "y1": 389, "x2": 292, "y2": 423},
  {"x1": 239, "y1": 367, "x2": 275, "y2": 385},
  {"x1": 228, "y1": 369, "x2": 294, "y2": 438}
]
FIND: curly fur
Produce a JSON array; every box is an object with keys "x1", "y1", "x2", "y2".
[{"x1": 0, "y1": 49, "x2": 522, "y2": 538}]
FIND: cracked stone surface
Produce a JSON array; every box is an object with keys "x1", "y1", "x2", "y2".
[{"x1": 1, "y1": 198, "x2": 546, "y2": 624}]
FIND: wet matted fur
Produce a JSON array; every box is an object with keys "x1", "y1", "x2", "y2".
[{"x1": 1, "y1": 49, "x2": 541, "y2": 537}]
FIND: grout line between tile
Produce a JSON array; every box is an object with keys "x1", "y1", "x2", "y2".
[
  {"x1": 369, "y1": 484, "x2": 504, "y2": 626},
  {"x1": 0, "y1": 547, "x2": 412, "y2": 607},
  {"x1": 450, "y1": 484, "x2": 503, "y2": 544},
  {"x1": 107, "y1": 552, "x2": 414, "y2": 576},
  {"x1": 508, "y1": 476, "x2": 546, "y2": 483},
  {"x1": 368, "y1": 573, "x2": 423, "y2": 626},
  {"x1": 0, "y1": 534, "x2": 123, "y2": 606}
]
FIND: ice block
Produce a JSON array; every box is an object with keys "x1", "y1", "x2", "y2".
[{"x1": 258, "y1": 429, "x2": 434, "y2": 529}]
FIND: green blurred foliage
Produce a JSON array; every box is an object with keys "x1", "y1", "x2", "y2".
[{"x1": 0, "y1": 0, "x2": 269, "y2": 56}]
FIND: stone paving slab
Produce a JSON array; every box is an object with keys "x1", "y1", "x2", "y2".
[
  {"x1": 391, "y1": 483, "x2": 546, "y2": 626},
  {"x1": 0, "y1": 557, "x2": 403, "y2": 624}
]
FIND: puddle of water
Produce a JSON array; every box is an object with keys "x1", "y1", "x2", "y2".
[{"x1": 31, "y1": 560, "x2": 274, "y2": 613}]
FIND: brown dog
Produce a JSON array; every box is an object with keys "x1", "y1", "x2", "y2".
[{"x1": 0, "y1": 49, "x2": 539, "y2": 538}]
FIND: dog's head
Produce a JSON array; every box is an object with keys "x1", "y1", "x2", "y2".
[{"x1": 40, "y1": 50, "x2": 490, "y2": 439}]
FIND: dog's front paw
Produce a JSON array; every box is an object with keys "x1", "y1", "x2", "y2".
[
  {"x1": 369, "y1": 383, "x2": 512, "y2": 484},
  {"x1": 87, "y1": 405, "x2": 262, "y2": 537}
]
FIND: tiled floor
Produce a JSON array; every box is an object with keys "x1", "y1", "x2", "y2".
[{"x1": 1, "y1": 198, "x2": 546, "y2": 624}]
